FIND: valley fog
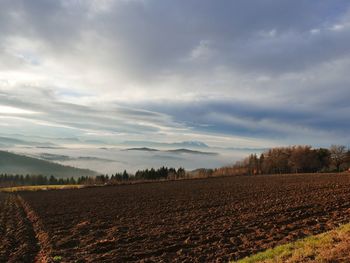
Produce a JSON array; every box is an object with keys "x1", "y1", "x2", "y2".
[{"x1": 4, "y1": 146, "x2": 251, "y2": 174}]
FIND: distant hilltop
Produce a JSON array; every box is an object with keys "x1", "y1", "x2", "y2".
[
  {"x1": 125, "y1": 147, "x2": 159, "y2": 152},
  {"x1": 125, "y1": 147, "x2": 218, "y2": 155},
  {"x1": 166, "y1": 148, "x2": 218, "y2": 155}
]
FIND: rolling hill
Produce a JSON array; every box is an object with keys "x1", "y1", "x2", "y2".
[
  {"x1": 0, "y1": 150, "x2": 98, "y2": 178},
  {"x1": 125, "y1": 147, "x2": 159, "y2": 152}
]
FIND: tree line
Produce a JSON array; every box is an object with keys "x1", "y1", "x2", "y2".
[
  {"x1": 0, "y1": 174, "x2": 78, "y2": 187},
  {"x1": 0, "y1": 167, "x2": 187, "y2": 187},
  {"x1": 213, "y1": 145, "x2": 350, "y2": 176}
]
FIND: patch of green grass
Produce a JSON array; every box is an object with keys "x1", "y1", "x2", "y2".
[
  {"x1": 0, "y1": 184, "x2": 85, "y2": 192},
  {"x1": 53, "y1": 255, "x2": 63, "y2": 262},
  {"x1": 234, "y1": 223, "x2": 350, "y2": 263}
]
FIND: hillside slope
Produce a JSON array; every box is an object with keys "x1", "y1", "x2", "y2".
[{"x1": 0, "y1": 150, "x2": 97, "y2": 178}]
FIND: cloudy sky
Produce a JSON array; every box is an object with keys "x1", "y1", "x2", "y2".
[{"x1": 1, "y1": 0, "x2": 350, "y2": 150}]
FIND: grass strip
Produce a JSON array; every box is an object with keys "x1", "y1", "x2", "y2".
[{"x1": 235, "y1": 223, "x2": 350, "y2": 263}]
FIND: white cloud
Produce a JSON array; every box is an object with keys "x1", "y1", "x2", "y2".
[
  {"x1": 329, "y1": 23, "x2": 348, "y2": 31},
  {"x1": 310, "y1": 28, "x2": 320, "y2": 34},
  {"x1": 0, "y1": 105, "x2": 38, "y2": 115},
  {"x1": 189, "y1": 40, "x2": 214, "y2": 61}
]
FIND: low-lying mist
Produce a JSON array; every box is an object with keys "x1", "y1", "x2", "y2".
[{"x1": 4, "y1": 146, "x2": 253, "y2": 174}]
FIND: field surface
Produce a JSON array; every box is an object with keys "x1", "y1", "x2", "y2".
[
  {"x1": 2, "y1": 173, "x2": 350, "y2": 262},
  {"x1": 0, "y1": 193, "x2": 39, "y2": 262}
]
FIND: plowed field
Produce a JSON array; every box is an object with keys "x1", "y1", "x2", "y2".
[
  {"x1": 0, "y1": 193, "x2": 39, "y2": 262},
  {"x1": 2, "y1": 173, "x2": 350, "y2": 262}
]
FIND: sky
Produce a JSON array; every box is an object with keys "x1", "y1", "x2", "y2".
[{"x1": 1, "y1": 0, "x2": 350, "y2": 153}]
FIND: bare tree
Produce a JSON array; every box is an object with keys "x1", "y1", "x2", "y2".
[{"x1": 330, "y1": 145, "x2": 347, "y2": 172}]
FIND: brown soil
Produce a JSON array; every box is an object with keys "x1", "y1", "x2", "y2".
[
  {"x1": 0, "y1": 193, "x2": 39, "y2": 263},
  {"x1": 2, "y1": 173, "x2": 350, "y2": 262}
]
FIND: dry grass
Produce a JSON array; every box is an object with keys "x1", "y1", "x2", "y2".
[
  {"x1": 0, "y1": 185, "x2": 85, "y2": 192},
  {"x1": 235, "y1": 223, "x2": 350, "y2": 263}
]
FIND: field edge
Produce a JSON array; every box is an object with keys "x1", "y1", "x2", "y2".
[
  {"x1": 234, "y1": 222, "x2": 350, "y2": 263},
  {"x1": 0, "y1": 185, "x2": 85, "y2": 192}
]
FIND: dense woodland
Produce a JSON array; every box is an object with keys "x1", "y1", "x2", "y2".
[
  {"x1": 1, "y1": 145, "x2": 349, "y2": 187},
  {"x1": 213, "y1": 145, "x2": 350, "y2": 177}
]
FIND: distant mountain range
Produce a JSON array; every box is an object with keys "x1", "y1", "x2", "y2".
[
  {"x1": 167, "y1": 148, "x2": 217, "y2": 155},
  {"x1": 0, "y1": 150, "x2": 98, "y2": 178},
  {"x1": 123, "y1": 140, "x2": 209, "y2": 148},
  {"x1": 0, "y1": 135, "x2": 212, "y2": 150},
  {"x1": 125, "y1": 147, "x2": 218, "y2": 155}
]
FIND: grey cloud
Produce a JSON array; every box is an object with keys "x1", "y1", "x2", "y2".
[
  {"x1": 88, "y1": 0, "x2": 350, "y2": 77},
  {"x1": 1, "y1": 0, "x2": 349, "y2": 78},
  {"x1": 0, "y1": 0, "x2": 350, "y2": 149},
  {"x1": 135, "y1": 98, "x2": 350, "y2": 146}
]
